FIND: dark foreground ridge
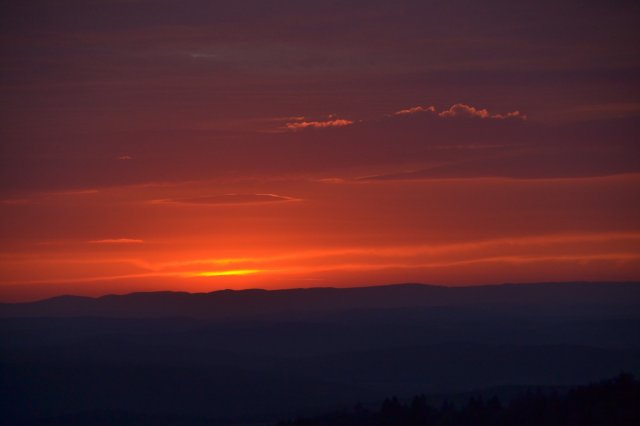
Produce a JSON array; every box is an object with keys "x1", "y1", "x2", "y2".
[
  {"x1": 277, "y1": 373, "x2": 640, "y2": 426},
  {"x1": 1, "y1": 282, "x2": 639, "y2": 425},
  {"x1": 2, "y1": 281, "x2": 640, "y2": 319}
]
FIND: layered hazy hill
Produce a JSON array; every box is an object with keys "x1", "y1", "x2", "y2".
[
  {"x1": 2, "y1": 282, "x2": 640, "y2": 319},
  {"x1": 2, "y1": 282, "x2": 639, "y2": 425}
]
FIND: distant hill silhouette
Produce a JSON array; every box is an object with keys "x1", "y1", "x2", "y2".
[{"x1": 2, "y1": 282, "x2": 639, "y2": 319}]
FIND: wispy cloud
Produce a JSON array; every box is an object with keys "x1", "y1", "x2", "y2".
[
  {"x1": 117, "y1": 155, "x2": 134, "y2": 160},
  {"x1": 314, "y1": 177, "x2": 347, "y2": 184},
  {"x1": 132, "y1": 231, "x2": 640, "y2": 273},
  {"x1": 390, "y1": 103, "x2": 526, "y2": 120},
  {"x1": 89, "y1": 238, "x2": 144, "y2": 244},
  {"x1": 284, "y1": 117, "x2": 354, "y2": 130},
  {"x1": 551, "y1": 102, "x2": 640, "y2": 121},
  {"x1": 438, "y1": 103, "x2": 491, "y2": 119},
  {"x1": 51, "y1": 189, "x2": 100, "y2": 196},
  {"x1": 150, "y1": 193, "x2": 299, "y2": 206},
  {"x1": 392, "y1": 105, "x2": 436, "y2": 116},
  {"x1": 280, "y1": 103, "x2": 523, "y2": 132},
  {"x1": 438, "y1": 103, "x2": 526, "y2": 120},
  {"x1": 0, "y1": 188, "x2": 100, "y2": 206},
  {"x1": 490, "y1": 111, "x2": 527, "y2": 120}
]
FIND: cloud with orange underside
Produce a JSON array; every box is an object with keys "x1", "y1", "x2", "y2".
[
  {"x1": 391, "y1": 103, "x2": 526, "y2": 120},
  {"x1": 282, "y1": 103, "x2": 523, "y2": 132},
  {"x1": 392, "y1": 105, "x2": 436, "y2": 116},
  {"x1": 284, "y1": 117, "x2": 354, "y2": 130},
  {"x1": 438, "y1": 103, "x2": 526, "y2": 120}
]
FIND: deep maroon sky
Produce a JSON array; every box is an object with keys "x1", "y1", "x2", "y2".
[{"x1": 1, "y1": 1, "x2": 639, "y2": 301}]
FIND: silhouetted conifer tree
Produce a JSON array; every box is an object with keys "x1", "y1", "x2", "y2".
[{"x1": 276, "y1": 374, "x2": 639, "y2": 426}]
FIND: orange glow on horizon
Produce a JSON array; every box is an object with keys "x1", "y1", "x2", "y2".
[{"x1": 1, "y1": 172, "x2": 640, "y2": 302}]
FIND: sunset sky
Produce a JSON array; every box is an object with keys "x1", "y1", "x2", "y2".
[{"x1": 1, "y1": 0, "x2": 640, "y2": 301}]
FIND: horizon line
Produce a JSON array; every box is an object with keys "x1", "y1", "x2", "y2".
[{"x1": 2, "y1": 280, "x2": 639, "y2": 305}]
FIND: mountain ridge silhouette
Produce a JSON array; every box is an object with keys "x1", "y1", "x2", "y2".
[{"x1": 2, "y1": 281, "x2": 638, "y2": 319}]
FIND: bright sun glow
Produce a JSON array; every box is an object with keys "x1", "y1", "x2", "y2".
[{"x1": 187, "y1": 269, "x2": 263, "y2": 277}]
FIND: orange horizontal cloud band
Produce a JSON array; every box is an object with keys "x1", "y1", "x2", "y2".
[
  {"x1": 3, "y1": 252, "x2": 638, "y2": 288},
  {"x1": 3, "y1": 231, "x2": 639, "y2": 288}
]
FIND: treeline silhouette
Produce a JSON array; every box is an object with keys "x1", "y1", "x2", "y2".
[{"x1": 277, "y1": 374, "x2": 639, "y2": 426}]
